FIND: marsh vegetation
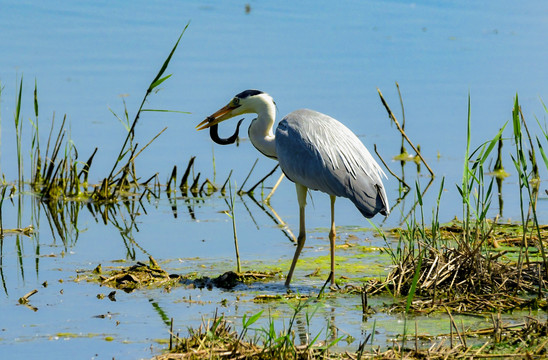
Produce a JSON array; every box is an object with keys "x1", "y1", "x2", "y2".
[
  {"x1": 1, "y1": 3, "x2": 548, "y2": 359},
  {"x1": 1, "y1": 27, "x2": 547, "y2": 359}
]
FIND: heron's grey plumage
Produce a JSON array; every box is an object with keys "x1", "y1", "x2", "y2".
[
  {"x1": 275, "y1": 109, "x2": 389, "y2": 218},
  {"x1": 200, "y1": 90, "x2": 390, "y2": 286}
]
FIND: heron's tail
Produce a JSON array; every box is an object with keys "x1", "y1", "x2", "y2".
[
  {"x1": 377, "y1": 184, "x2": 390, "y2": 216},
  {"x1": 352, "y1": 183, "x2": 390, "y2": 218}
]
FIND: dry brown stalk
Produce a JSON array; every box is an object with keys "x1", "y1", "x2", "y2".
[
  {"x1": 385, "y1": 242, "x2": 548, "y2": 300},
  {"x1": 444, "y1": 306, "x2": 466, "y2": 349},
  {"x1": 377, "y1": 88, "x2": 435, "y2": 177},
  {"x1": 18, "y1": 289, "x2": 38, "y2": 304},
  {"x1": 374, "y1": 143, "x2": 409, "y2": 189}
]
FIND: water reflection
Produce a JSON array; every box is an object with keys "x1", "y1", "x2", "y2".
[
  {"x1": 0, "y1": 184, "x2": 156, "y2": 292},
  {"x1": 245, "y1": 194, "x2": 296, "y2": 243},
  {"x1": 42, "y1": 198, "x2": 81, "y2": 247},
  {"x1": 0, "y1": 152, "x2": 296, "y2": 288},
  {"x1": 496, "y1": 176, "x2": 504, "y2": 218}
]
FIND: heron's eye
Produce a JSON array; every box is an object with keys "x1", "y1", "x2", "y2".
[{"x1": 232, "y1": 98, "x2": 240, "y2": 107}]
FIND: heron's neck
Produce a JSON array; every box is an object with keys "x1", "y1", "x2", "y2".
[{"x1": 248, "y1": 102, "x2": 277, "y2": 159}]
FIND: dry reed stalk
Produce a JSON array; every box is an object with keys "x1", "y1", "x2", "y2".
[{"x1": 377, "y1": 88, "x2": 434, "y2": 177}]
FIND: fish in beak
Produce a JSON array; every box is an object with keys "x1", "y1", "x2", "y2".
[{"x1": 196, "y1": 103, "x2": 240, "y2": 131}]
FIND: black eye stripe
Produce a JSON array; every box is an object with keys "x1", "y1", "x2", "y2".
[{"x1": 235, "y1": 89, "x2": 263, "y2": 99}]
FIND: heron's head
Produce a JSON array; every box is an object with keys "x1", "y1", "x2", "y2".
[{"x1": 196, "y1": 90, "x2": 274, "y2": 130}]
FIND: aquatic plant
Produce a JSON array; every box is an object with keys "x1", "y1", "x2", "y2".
[
  {"x1": 511, "y1": 96, "x2": 547, "y2": 275},
  {"x1": 376, "y1": 95, "x2": 547, "y2": 310},
  {"x1": 158, "y1": 306, "x2": 548, "y2": 359},
  {"x1": 159, "y1": 298, "x2": 343, "y2": 360}
]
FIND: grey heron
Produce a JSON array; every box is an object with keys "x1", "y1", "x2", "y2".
[{"x1": 197, "y1": 90, "x2": 390, "y2": 286}]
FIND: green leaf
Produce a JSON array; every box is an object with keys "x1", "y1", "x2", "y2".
[
  {"x1": 308, "y1": 331, "x2": 322, "y2": 347},
  {"x1": 480, "y1": 122, "x2": 507, "y2": 165},
  {"x1": 149, "y1": 74, "x2": 172, "y2": 91},
  {"x1": 437, "y1": 177, "x2": 445, "y2": 203},
  {"x1": 455, "y1": 184, "x2": 464, "y2": 198},
  {"x1": 415, "y1": 181, "x2": 423, "y2": 206},
  {"x1": 15, "y1": 76, "x2": 23, "y2": 128},
  {"x1": 34, "y1": 78, "x2": 39, "y2": 118},
  {"x1": 406, "y1": 251, "x2": 422, "y2": 313},
  {"x1": 243, "y1": 310, "x2": 263, "y2": 328},
  {"x1": 512, "y1": 94, "x2": 521, "y2": 143},
  {"x1": 325, "y1": 336, "x2": 343, "y2": 349},
  {"x1": 537, "y1": 137, "x2": 548, "y2": 171},
  {"x1": 147, "y1": 22, "x2": 190, "y2": 93}
]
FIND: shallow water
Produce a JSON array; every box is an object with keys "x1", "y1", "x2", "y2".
[{"x1": 0, "y1": 1, "x2": 547, "y2": 359}]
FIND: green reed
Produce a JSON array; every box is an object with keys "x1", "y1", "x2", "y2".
[
  {"x1": 511, "y1": 95, "x2": 547, "y2": 274},
  {"x1": 106, "y1": 23, "x2": 189, "y2": 183},
  {"x1": 14, "y1": 77, "x2": 23, "y2": 187},
  {"x1": 456, "y1": 97, "x2": 506, "y2": 249},
  {"x1": 537, "y1": 99, "x2": 548, "y2": 172}
]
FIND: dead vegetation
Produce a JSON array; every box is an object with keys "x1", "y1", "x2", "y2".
[
  {"x1": 346, "y1": 236, "x2": 547, "y2": 314},
  {"x1": 83, "y1": 257, "x2": 279, "y2": 292},
  {"x1": 382, "y1": 242, "x2": 547, "y2": 299},
  {"x1": 93, "y1": 257, "x2": 180, "y2": 292}
]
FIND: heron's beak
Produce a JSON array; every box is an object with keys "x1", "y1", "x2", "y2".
[{"x1": 196, "y1": 103, "x2": 237, "y2": 131}]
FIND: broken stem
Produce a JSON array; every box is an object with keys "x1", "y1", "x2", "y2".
[{"x1": 377, "y1": 88, "x2": 435, "y2": 177}]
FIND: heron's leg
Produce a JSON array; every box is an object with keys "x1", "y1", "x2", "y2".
[
  {"x1": 285, "y1": 183, "x2": 307, "y2": 286},
  {"x1": 328, "y1": 195, "x2": 336, "y2": 285}
]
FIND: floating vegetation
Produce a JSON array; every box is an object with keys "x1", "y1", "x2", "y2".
[
  {"x1": 82, "y1": 257, "x2": 279, "y2": 292},
  {"x1": 91, "y1": 257, "x2": 181, "y2": 292},
  {"x1": 0, "y1": 225, "x2": 34, "y2": 237},
  {"x1": 191, "y1": 270, "x2": 280, "y2": 290}
]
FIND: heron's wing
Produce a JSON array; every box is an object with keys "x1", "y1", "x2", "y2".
[{"x1": 275, "y1": 109, "x2": 389, "y2": 218}]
